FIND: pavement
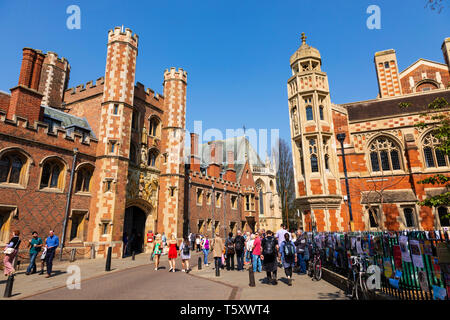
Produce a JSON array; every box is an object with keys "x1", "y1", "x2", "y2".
[{"x1": 1, "y1": 251, "x2": 347, "y2": 300}]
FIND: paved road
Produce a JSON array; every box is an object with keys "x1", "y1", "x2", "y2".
[{"x1": 25, "y1": 254, "x2": 234, "y2": 300}]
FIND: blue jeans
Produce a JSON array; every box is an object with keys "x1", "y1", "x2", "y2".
[
  {"x1": 252, "y1": 254, "x2": 262, "y2": 272},
  {"x1": 27, "y1": 252, "x2": 39, "y2": 273},
  {"x1": 236, "y1": 251, "x2": 244, "y2": 270},
  {"x1": 203, "y1": 249, "x2": 209, "y2": 265},
  {"x1": 297, "y1": 252, "x2": 306, "y2": 273}
]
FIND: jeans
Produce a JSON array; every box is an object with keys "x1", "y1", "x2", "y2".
[
  {"x1": 297, "y1": 252, "x2": 306, "y2": 273},
  {"x1": 203, "y1": 249, "x2": 209, "y2": 265},
  {"x1": 45, "y1": 247, "x2": 56, "y2": 275},
  {"x1": 27, "y1": 252, "x2": 39, "y2": 273},
  {"x1": 226, "y1": 253, "x2": 235, "y2": 270},
  {"x1": 252, "y1": 254, "x2": 262, "y2": 272},
  {"x1": 236, "y1": 250, "x2": 244, "y2": 270},
  {"x1": 285, "y1": 266, "x2": 293, "y2": 278}
]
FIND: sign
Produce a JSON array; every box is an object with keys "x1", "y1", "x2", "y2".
[
  {"x1": 410, "y1": 240, "x2": 424, "y2": 268},
  {"x1": 392, "y1": 245, "x2": 403, "y2": 269},
  {"x1": 383, "y1": 258, "x2": 392, "y2": 278},
  {"x1": 399, "y1": 236, "x2": 411, "y2": 263},
  {"x1": 417, "y1": 270, "x2": 429, "y2": 292},
  {"x1": 432, "y1": 257, "x2": 441, "y2": 281}
]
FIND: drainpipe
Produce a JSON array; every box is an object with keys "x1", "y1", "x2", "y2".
[
  {"x1": 211, "y1": 183, "x2": 215, "y2": 239},
  {"x1": 223, "y1": 186, "x2": 227, "y2": 238},
  {"x1": 60, "y1": 148, "x2": 79, "y2": 260}
]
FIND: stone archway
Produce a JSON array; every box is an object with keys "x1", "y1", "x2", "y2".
[{"x1": 124, "y1": 199, "x2": 155, "y2": 255}]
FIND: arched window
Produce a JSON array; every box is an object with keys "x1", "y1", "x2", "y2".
[
  {"x1": 148, "y1": 148, "x2": 159, "y2": 167},
  {"x1": 438, "y1": 207, "x2": 450, "y2": 227},
  {"x1": 309, "y1": 139, "x2": 319, "y2": 172},
  {"x1": 149, "y1": 117, "x2": 160, "y2": 137},
  {"x1": 423, "y1": 132, "x2": 449, "y2": 168},
  {"x1": 319, "y1": 106, "x2": 324, "y2": 121},
  {"x1": 75, "y1": 166, "x2": 93, "y2": 193},
  {"x1": 0, "y1": 152, "x2": 26, "y2": 184},
  {"x1": 369, "y1": 137, "x2": 402, "y2": 172},
  {"x1": 40, "y1": 159, "x2": 64, "y2": 189},
  {"x1": 306, "y1": 106, "x2": 314, "y2": 121}
]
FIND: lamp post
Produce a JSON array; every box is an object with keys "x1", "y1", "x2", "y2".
[{"x1": 336, "y1": 133, "x2": 354, "y2": 232}]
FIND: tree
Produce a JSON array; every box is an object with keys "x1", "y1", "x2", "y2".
[
  {"x1": 425, "y1": 0, "x2": 447, "y2": 13},
  {"x1": 274, "y1": 138, "x2": 297, "y2": 230},
  {"x1": 401, "y1": 97, "x2": 450, "y2": 220}
]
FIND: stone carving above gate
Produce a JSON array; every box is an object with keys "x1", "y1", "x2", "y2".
[{"x1": 126, "y1": 168, "x2": 159, "y2": 209}]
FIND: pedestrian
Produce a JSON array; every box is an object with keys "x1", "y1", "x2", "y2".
[
  {"x1": 168, "y1": 234, "x2": 178, "y2": 272},
  {"x1": 261, "y1": 230, "x2": 278, "y2": 285},
  {"x1": 196, "y1": 235, "x2": 201, "y2": 252},
  {"x1": 147, "y1": 230, "x2": 154, "y2": 255},
  {"x1": 3, "y1": 230, "x2": 21, "y2": 277},
  {"x1": 211, "y1": 232, "x2": 224, "y2": 270},
  {"x1": 44, "y1": 230, "x2": 59, "y2": 278},
  {"x1": 225, "y1": 232, "x2": 235, "y2": 271},
  {"x1": 201, "y1": 235, "x2": 210, "y2": 266},
  {"x1": 275, "y1": 224, "x2": 290, "y2": 248},
  {"x1": 295, "y1": 229, "x2": 307, "y2": 274},
  {"x1": 26, "y1": 231, "x2": 43, "y2": 275},
  {"x1": 122, "y1": 232, "x2": 129, "y2": 257},
  {"x1": 189, "y1": 232, "x2": 196, "y2": 250},
  {"x1": 280, "y1": 232, "x2": 297, "y2": 286},
  {"x1": 179, "y1": 237, "x2": 191, "y2": 273},
  {"x1": 252, "y1": 232, "x2": 262, "y2": 273},
  {"x1": 234, "y1": 230, "x2": 245, "y2": 271},
  {"x1": 152, "y1": 234, "x2": 163, "y2": 270},
  {"x1": 261, "y1": 229, "x2": 266, "y2": 239},
  {"x1": 39, "y1": 239, "x2": 47, "y2": 275},
  {"x1": 245, "y1": 234, "x2": 255, "y2": 267},
  {"x1": 162, "y1": 232, "x2": 167, "y2": 248}
]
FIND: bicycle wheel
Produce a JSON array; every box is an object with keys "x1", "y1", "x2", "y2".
[
  {"x1": 356, "y1": 276, "x2": 369, "y2": 300},
  {"x1": 307, "y1": 261, "x2": 314, "y2": 278},
  {"x1": 314, "y1": 260, "x2": 322, "y2": 281}
]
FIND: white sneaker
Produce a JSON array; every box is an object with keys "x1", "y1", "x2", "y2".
[
  {"x1": 154, "y1": 267, "x2": 158, "y2": 271},
  {"x1": 182, "y1": 269, "x2": 186, "y2": 272},
  {"x1": 169, "y1": 268, "x2": 173, "y2": 272}
]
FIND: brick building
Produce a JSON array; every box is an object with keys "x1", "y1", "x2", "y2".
[
  {"x1": 0, "y1": 26, "x2": 189, "y2": 258},
  {"x1": 288, "y1": 34, "x2": 450, "y2": 232}
]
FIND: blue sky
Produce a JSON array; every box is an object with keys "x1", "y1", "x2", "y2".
[{"x1": 0, "y1": 0, "x2": 449, "y2": 153}]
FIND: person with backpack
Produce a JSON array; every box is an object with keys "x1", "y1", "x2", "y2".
[
  {"x1": 280, "y1": 232, "x2": 297, "y2": 286},
  {"x1": 234, "y1": 230, "x2": 245, "y2": 271},
  {"x1": 201, "y1": 235, "x2": 210, "y2": 266},
  {"x1": 260, "y1": 230, "x2": 278, "y2": 285},
  {"x1": 225, "y1": 232, "x2": 235, "y2": 271},
  {"x1": 252, "y1": 232, "x2": 262, "y2": 273},
  {"x1": 179, "y1": 237, "x2": 191, "y2": 273},
  {"x1": 295, "y1": 229, "x2": 307, "y2": 274}
]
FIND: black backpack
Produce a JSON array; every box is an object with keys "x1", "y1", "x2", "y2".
[
  {"x1": 284, "y1": 241, "x2": 295, "y2": 257},
  {"x1": 263, "y1": 238, "x2": 276, "y2": 256},
  {"x1": 226, "y1": 239, "x2": 235, "y2": 254},
  {"x1": 182, "y1": 243, "x2": 190, "y2": 255}
]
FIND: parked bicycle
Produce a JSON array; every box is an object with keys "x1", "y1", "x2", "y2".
[
  {"x1": 347, "y1": 255, "x2": 370, "y2": 300},
  {"x1": 307, "y1": 247, "x2": 322, "y2": 281}
]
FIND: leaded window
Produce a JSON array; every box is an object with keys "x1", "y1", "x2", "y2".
[
  {"x1": 309, "y1": 139, "x2": 319, "y2": 172},
  {"x1": 306, "y1": 106, "x2": 314, "y2": 121},
  {"x1": 423, "y1": 132, "x2": 449, "y2": 168},
  {"x1": 0, "y1": 153, "x2": 25, "y2": 184},
  {"x1": 403, "y1": 208, "x2": 415, "y2": 228},
  {"x1": 369, "y1": 137, "x2": 402, "y2": 172},
  {"x1": 40, "y1": 160, "x2": 64, "y2": 189}
]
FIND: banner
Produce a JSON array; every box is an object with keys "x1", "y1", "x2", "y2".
[
  {"x1": 410, "y1": 240, "x2": 424, "y2": 268},
  {"x1": 383, "y1": 258, "x2": 392, "y2": 278},
  {"x1": 399, "y1": 236, "x2": 411, "y2": 263},
  {"x1": 417, "y1": 270, "x2": 429, "y2": 292},
  {"x1": 392, "y1": 245, "x2": 403, "y2": 269}
]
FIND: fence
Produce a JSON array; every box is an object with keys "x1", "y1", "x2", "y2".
[{"x1": 307, "y1": 230, "x2": 450, "y2": 300}]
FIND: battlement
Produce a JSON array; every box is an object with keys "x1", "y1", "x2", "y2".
[
  {"x1": 44, "y1": 51, "x2": 70, "y2": 70},
  {"x1": 134, "y1": 82, "x2": 164, "y2": 102},
  {"x1": 164, "y1": 67, "x2": 188, "y2": 82},
  {"x1": 65, "y1": 77, "x2": 105, "y2": 95},
  {"x1": 0, "y1": 109, "x2": 98, "y2": 152},
  {"x1": 108, "y1": 26, "x2": 139, "y2": 48}
]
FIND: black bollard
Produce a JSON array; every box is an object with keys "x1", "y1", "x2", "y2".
[
  {"x1": 249, "y1": 267, "x2": 256, "y2": 287},
  {"x1": 70, "y1": 248, "x2": 76, "y2": 262},
  {"x1": 198, "y1": 256, "x2": 202, "y2": 270},
  {"x1": 3, "y1": 274, "x2": 14, "y2": 298},
  {"x1": 105, "y1": 247, "x2": 112, "y2": 271},
  {"x1": 215, "y1": 259, "x2": 220, "y2": 277},
  {"x1": 132, "y1": 251, "x2": 135, "y2": 261}
]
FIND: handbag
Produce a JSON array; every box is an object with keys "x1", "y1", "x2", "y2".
[
  {"x1": 40, "y1": 248, "x2": 47, "y2": 260},
  {"x1": 4, "y1": 247, "x2": 14, "y2": 255}
]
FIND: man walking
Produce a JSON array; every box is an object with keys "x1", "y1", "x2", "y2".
[
  {"x1": 295, "y1": 229, "x2": 307, "y2": 274},
  {"x1": 234, "y1": 230, "x2": 245, "y2": 271},
  {"x1": 261, "y1": 230, "x2": 278, "y2": 285},
  {"x1": 44, "y1": 230, "x2": 59, "y2": 278},
  {"x1": 26, "y1": 231, "x2": 43, "y2": 275},
  {"x1": 225, "y1": 232, "x2": 235, "y2": 271}
]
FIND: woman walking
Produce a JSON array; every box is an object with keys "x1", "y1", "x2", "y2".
[
  {"x1": 245, "y1": 233, "x2": 255, "y2": 267},
  {"x1": 179, "y1": 237, "x2": 191, "y2": 273},
  {"x1": 201, "y1": 235, "x2": 210, "y2": 266},
  {"x1": 211, "y1": 232, "x2": 224, "y2": 270},
  {"x1": 168, "y1": 234, "x2": 178, "y2": 272},
  {"x1": 152, "y1": 234, "x2": 163, "y2": 270},
  {"x1": 196, "y1": 235, "x2": 201, "y2": 252},
  {"x1": 3, "y1": 230, "x2": 21, "y2": 277},
  {"x1": 280, "y1": 232, "x2": 297, "y2": 286}
]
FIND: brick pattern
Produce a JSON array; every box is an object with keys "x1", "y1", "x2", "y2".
[
  {"x1": 400, "y1": 63, "x2": 449, "y2": 95},
  {"x1": 377, "y1": 60, "x2": 402, "y2": 97},
  {"x1": 38, "y1": 52, "x2": 70, "y2": 108}
]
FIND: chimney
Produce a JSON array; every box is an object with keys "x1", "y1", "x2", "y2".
[
  {"x1": 7, "y1": 48, "x2": 44, "y2": 124},
  {"x1": 225, "y1": 150, "x2": 236, "y2": 182},
  {"x1": 38, "y1": 52, "x2": 70, "y2": 108},
  {"x1": 207, "y1": 142, "x2": 221, "y2": 178},
  {"x1": 190, "y1": 133, "x2": 201, "y2": 172},
  {"x1": 374, "y1": 49, "x2": 403, "y2": 98}
]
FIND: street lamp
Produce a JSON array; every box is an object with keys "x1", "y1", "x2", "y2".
[{"x1": 336, "y1": 133, "x2": 354, "y2": 232}]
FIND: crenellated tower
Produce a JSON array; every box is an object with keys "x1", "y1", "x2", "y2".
[
  {"x1": 157, "y1": 67, "x2": 187, "y2": 239},
  {"x1": 87, "y1": 26, "x2": 138, "y2": 257},
  {"x1": 287, "y1": 33, "x2": 343, "y2": 232}
]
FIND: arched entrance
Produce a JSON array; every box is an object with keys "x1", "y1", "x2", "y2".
[{"x1": 124, "y1": 206, "x2": 146, "y2": 255}]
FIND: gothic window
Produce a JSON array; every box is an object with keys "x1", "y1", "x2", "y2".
[
  {"x1": 367, "y1": 207, "x2": 379, "y2": 229},
  {"x1": 231, "y1": 195, "x2": 237, "y2": 209},
  {"x1": 403, "y1": 208, "x2": 416, "y2": 228},
  {"x1": 148, "y1": 148, "x2": 159, "y2": 167},
  {"x1": 438, "y1": 207, "x2": 449, "y2": 227},
  {"x1": 216, "y1": 193, "x2": 222, "y2": 208},
  {"x1": 323, "y1": 138, "x2": 330, "y2": 172},
  {"x1": 0, "y1": 152, "x2": 26, "y2": 185},
  {"x1": 149, "y1": 116, "x2": 161, "y2": 137},
  {"x1": 319, "y1": 106, "x2": 324, "y2": 121},
  {"x1": 75, "y1": 165, "x2": 93, "y2": 193},
  {"x1": 259, "y1": 190, "x2": 264, "y2": 215},
  {"x1": 309, "y1": 139, "x2": 319, "y2": 172},
  {"x1": 245, "y1": 195, "x2": 250, "y2": 211},
  {"x1": 196, "y1": 188, "x2": 203, "y2": 205},
  {"x1": 423, "y1": 132, "x2": 449, "y2": 168},
  {"x1": 40, "y1": 159, "x2": 64, "y2": 190},
  {"x1": 306, "y1": 106, "x2": 314, "y2": 121},
  {"x1": 369, "y1": 137, "x2": 402, "y2": 172}
]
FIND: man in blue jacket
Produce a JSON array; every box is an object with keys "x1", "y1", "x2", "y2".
[{"x1": 44, "y1": 230, "x2": 59, "y2": 278}]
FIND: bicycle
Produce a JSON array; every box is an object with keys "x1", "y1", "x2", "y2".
[
  {"x1": 307, "y1": 247, "x2": 322, "y2": 281},
  {"x1": 347, "y1": 255, "x2": 370, "y2": 300}
]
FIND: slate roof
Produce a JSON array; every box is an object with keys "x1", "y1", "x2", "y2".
[{"x1": 42, "y1": 106, "x2": 96, "y2": 138}]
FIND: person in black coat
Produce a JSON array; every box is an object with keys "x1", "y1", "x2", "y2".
[{"x1": 234, "y1": 230, "x2": 245, "y2": 271}]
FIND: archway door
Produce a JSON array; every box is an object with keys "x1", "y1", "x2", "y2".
[{"x1": 124, "y1": 200, "x2": 155, "y2": 255}]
